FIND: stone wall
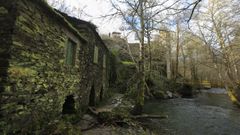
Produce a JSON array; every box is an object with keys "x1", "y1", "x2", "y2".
[
  {"x1": 0, "y1": 0, "x2": 19, "y2": 133},
  {"x1": 0, "y1": 0, "x2": 17, "y2": 93},
  {"x1": 0, "y1": 0, "x2": 112, "y2": 134},
  {"x1": 60, "y1": 13, "x2": 113, "y2": 104}
]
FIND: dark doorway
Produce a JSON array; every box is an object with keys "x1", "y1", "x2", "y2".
[
  {"x1": 89, "y1": 85, "x2": 95, "y2": 106},
  {"x1": 62, "y1": 95, "x2": 76, "y2": 114},
  {"x1": 100, "y1": 86, "x2": 104, "y2": 101}
]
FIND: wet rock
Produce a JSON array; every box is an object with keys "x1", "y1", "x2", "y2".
[
  {"x1": 166, "y1": 91, "x2": 173, "y2": 98},
  {"x1": 172, "y1": 93, "x2": 181, "y2": 98},
  {"x1": 78, "y1": 114, "x2": 97, "y2": 130},
  {"x1": 152, "y1": 90, "x2": 167, "y2": 99},
  {"x1": 82, "y1": 126, "x2": 156, "y2": 135},
  {"x1": 177, "y1": 83, "x2": 193, "y2": 98}
]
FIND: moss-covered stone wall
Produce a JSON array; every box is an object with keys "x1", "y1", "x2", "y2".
[
  {"x1": 60, "y1": 15, "x2": 113, "y2": 104},
  {"x1": 0, "y1": 0, "x2": 19, "y2": 134},
  {"x1": 0, "y1": 0, "x2": 17, "y2": 94},
  {"x1": 77, "y1": 27, "x2": 110, "y2": 104},
  {"x1": 0, "y1": 0, "x2": 111, "y2": 134}
]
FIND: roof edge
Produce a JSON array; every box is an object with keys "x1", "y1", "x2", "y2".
[{"x1": 31, "y1": 0, "x2": 87, "y2": 43}]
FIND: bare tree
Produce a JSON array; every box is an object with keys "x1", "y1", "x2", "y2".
[
  {"x1": 175, "y1": 17, "x2": 180, "y2": 79},
  {"x1": 107, "y1": 0, "x2": 203, "y2": 113},
  {"x1": 47, "y1": 0, "x2": 89, "y2": 19},
  {"x1": 47, "y1": 0, "x2": 71, "y2": 13},
  {"x1": 193, "y1": 0, "x2": 240, "y2": 88}
]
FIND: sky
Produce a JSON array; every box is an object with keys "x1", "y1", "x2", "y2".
[
  {"x1": 51, "y1": 0, "x2": 123, "y2": 34},
  {"x1": 47, "y1": 0, "x2": 191, "y2": 43}
]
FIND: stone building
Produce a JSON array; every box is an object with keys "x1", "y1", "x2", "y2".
[
  {"x1": 0, "y1": 0, "x2": 114, "y2": 133},
  {"x1": 112, "y1": 32, "x2": 121, "y2": 38}
]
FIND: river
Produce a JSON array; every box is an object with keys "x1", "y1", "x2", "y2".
[{"x1": 143, "y1": 88, "x2": 240, "y2": 135}]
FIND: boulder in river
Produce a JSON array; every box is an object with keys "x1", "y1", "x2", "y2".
[
  {"x1": 166, "y1": 91, "x2": 173, "y2": 99},
  {"x1": 152, "y1": 90, "x2": 167, "y2": 99},
  {"x1": 177, "y1": 83, "x2": 193, "y2": 98}
]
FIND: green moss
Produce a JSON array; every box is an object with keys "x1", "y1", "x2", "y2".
[
  {"x1": 8, "y1": 67, "x2": 37, "y2": 77},
  {"x1": 17, "y1": 15, "x2": 28, "y2": 22},
  {"x1": 15, "y1": 20, "x2": 35, "y2": 34},
  {"x1": 111, "y1": 50, "x2": 117, "y2": 56},
  {"x1": 20, "y1": 51, "x2": 43, "y2": 60},
  {"x1": 121, "y1": 61, "x2": 136, "y2": 65},
  {"x1": 13, "y1": 41, "x2": 24, "y2": 47},
  {"x1": 0, "y1": 7, "x2": 8, "y2": 15},
  {"x1": 4, "y1": 86, "x2": 11, "y2": 92},
  {"x1": 59, "y1": 59, "x2": 65, "y2": 64},
  {"x1": 59, "y1": 41, "x2": 66, "y2": 48},
  {"x1": 0, "y1": 48, "x2": 7, "y2": 53},
  {"x1": 152, "y1": 90, "x2": 166, "y2": 99}
]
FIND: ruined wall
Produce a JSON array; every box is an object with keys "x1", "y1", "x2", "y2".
[
  {"x1": 78, "y1": 26, "x2": 110, "y2": 105},
  {"x1": 0, "y1": 0, "x2": 105, "y2": 134},
  {"x1": 0, "y1": 1, "x2": 17, "y2": 92},
  {"x1": 0, "y1": 0, "x2": 19, "y2": 133},
  {"x1": 60, "y1": 15, "x2": 112, "y2": 105}
]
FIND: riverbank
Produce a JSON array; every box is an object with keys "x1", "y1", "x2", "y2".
[
  {"x1": 80, "y1": 93, "x2": 158, "y2": 135},
  {"x1": 227, "y1": 89, "x2": 240, "y2": 107},
  {"x1": 71, "y1": 88, "x2": 240, "y2": 135}
]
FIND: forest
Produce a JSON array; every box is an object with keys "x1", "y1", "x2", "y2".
[{"x1": 0, "y1": 0, "x2": 240, "y2": 134}]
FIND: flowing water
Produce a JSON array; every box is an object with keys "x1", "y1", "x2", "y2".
[{"x1": 143, "y1": 88, "x2": 240, "y2": 135}]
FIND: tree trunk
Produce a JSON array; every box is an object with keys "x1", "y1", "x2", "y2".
[
  {"x1": 134, "y1": 0, "x2": 145, "y2": 115},
  {"x1": 166, "y1": 32, "x2": 172, "y2": 80},
  {"x1": 147, "y1": 33, "x2": 152, "y2": 75},
  {"x1": 175, "y1": 20, "x2": 180, "y2": 79},
  {"x1": 180, "y1": 44, "x2": 186, "y2": 78}
]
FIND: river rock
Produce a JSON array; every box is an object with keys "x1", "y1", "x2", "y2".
[
  {"x1": 166, "y1": 91, "x2": 173, "y2": 98},
  {"x1": 152, "y1": 90, "x2": 167, "y2": 99},
  {"x1": 78, "y1": 114, "x2": 97, "y2": 130},
  {"x1": 172, "y1": 93, "x2": 181, "y2": 98},
  {"x1": 177, "y1": 83, "x2": 193, "y2": 98}
]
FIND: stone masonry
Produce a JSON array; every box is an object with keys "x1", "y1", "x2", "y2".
[{"x1": 0, "y1": 0, "x2": 115, "y2": 134}]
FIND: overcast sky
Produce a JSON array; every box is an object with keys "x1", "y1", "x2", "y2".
[{"x1": 51, "y1": 0, "x2": 122, "y2": 34}]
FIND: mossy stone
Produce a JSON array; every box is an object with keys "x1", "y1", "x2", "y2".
[{"x1": 0, "y1": 7, "x2": 8, "y2": 15}]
